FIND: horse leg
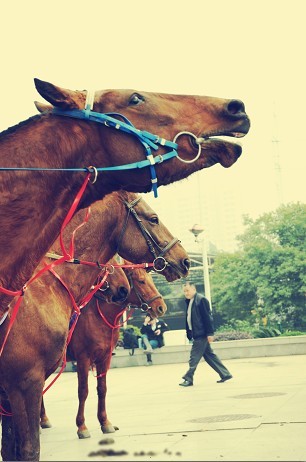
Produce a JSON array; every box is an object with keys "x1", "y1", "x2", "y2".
[
  {"x1": 76, "y1": 357, "x2": 91, "y2": 439},
  {"x1": 1, "y1": 394, "x2": 16, "y2": 461},
  {"x1": 8, "y1": 381, "x2": 43, "y2": 461},
  {"x1": 96, "y1": 363, "x2": 118, "y2": 434},
  {"x1": 40, "y1": 396, "x2": 52, "y2": 429}
]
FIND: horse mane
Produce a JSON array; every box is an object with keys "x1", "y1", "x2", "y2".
[
  {"x1": 103, "y1": 190, "x2": 139, "y2": 205},
  {"x1": 0, "y1": 114, "x2": 43, "y2": 140}
]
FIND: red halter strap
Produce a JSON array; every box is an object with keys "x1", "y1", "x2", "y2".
[
  {"x1": 92, "y1": 300, "x2": 135, "y2": 379},
  {"x1": 0, "y1": 173, "x2": 91, "y2": 357},
  {"x1": 42, "y1": 269, "x2": 110, "y2": 394}
]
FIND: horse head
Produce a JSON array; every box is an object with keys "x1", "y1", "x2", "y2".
[
  {"x1": 34, "y1": 79, "x2": 250, "y2": 198},
  {"x1": 123, "y1": 262, "x2": 167, "y2": 319},
  {"x1": 103, "y1": 191, "x2": 190, "y2": 282},
  {"x1": 93, "y1": 257, "x2": 130, "y2": 305}
]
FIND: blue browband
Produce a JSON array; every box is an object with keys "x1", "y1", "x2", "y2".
[{"x1": 52, "y1": 107, "x2": 179, "y2": 198}]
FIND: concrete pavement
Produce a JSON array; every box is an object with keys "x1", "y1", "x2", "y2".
[{"x1": 40, "y1": 355, "x2": 306, "y2": 461}]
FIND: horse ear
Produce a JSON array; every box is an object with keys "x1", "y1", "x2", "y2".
[
  {"x1": 34, "y1": 78, "x2": 85, "y2": 110},
  {"x1": 34, "y1": 101, "x2": 53, "y2": 113}
]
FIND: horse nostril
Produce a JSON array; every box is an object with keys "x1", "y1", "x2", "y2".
[
  {"x1": 157, "y1": 305, "x2": 166, "y2": 315},
  {"x1": 118, "y1": 286, "x2": 129, "y2": 299},
  {"x1": 226, "y1": 99, "x2": 245, "y2": 115},
  {"x1": 183, "y1": 258, "x2": 191, "y2": 272}
]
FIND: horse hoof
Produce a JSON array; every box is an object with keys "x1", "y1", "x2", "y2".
[
  {"x1": 77, "y1": 429, "x2": 91, "y2": 439},
  {"x1": 101, "y1": 425, "x2": 117, "y2": 433},
  {"x1": 41, "y1": 420, "x2": 52, "y2": 429}
]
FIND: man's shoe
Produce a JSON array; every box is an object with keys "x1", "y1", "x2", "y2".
[
  {"x1": 143, "y1": 349, "x2": 154, "y2": 354},
  {"x1": 217, "y1": 374, "x2": 233, "y2": 383},
  {"x1": 179, "y1": 380, "x2": 193, "y2": 387},
  {"x1": 146, "y1": 361, "x2": 153, "y2": 366}
]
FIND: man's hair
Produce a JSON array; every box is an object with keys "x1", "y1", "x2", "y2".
[{"x1": 183, "y1": 282, "x2": 196, "y2": 289}]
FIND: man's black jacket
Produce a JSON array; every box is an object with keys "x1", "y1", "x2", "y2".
[{"x1": 185, "y1": 292, "x2": 214, "y2": 340}]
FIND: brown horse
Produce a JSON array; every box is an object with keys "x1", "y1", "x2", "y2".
[
  {"x1": 0, "y1": 191, "x2": 186, "y2": 461},
  {"x1": 40, "y1": 263, "x2": 166, "y2": 438},
  {"x1": 0, "y1": 78, "x2": 250, "y2": 319}
]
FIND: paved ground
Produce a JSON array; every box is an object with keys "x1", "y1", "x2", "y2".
[{"x1": 40, "y1": 355, "x2": 306, "y2": 461}]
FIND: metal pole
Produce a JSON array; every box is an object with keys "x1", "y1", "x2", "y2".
[
  {"x1": 200, "y1": 231, "x2": 212, "y2": 309},
  {"x1": 189, "y1": 224, "x2": 212, "y2": 309}
]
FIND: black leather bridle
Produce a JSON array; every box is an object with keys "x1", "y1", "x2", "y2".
[
  {"x1": 125, "y1": 271, "x2": 163, "y2": 313},
  {"x1": 116, "y1": 196, "x2": 180, "y2": 274}
]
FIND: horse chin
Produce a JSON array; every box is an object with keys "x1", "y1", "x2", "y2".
[
  {"x1": 161, "y1": 267, "x2": 185, "y2": 282},
  {"x1": 111, "y1": 295, "x2": 128, "y2": 305},
  {"x1": 201, "y1": 139, "x2": 243, "y2": 168}
]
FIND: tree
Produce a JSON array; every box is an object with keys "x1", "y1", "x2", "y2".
[
  {"x1": 211, "y1": 202, "x2": 306, "y2": 330},
  {"x1": 211, "y1": 251, "x2": 257, "y2": 323}
]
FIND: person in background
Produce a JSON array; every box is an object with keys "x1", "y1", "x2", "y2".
[
  {"x1": 140, "y1": 315, "x2": 169, "y2": 366},
  {"x1": 179, "y1": 282, "x2": 232, "y2": 387},
  {"x1": 122, "y1": 327, "x2": 139, "y2": 356}
]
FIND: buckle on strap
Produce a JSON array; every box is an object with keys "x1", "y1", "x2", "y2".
[{"x1": 147, "y1": 154, "x2": 155, "y2": 166}]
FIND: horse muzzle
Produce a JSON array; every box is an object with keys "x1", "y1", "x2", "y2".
[{"x1": 111, "y1": 285, "x2": 130, "y2": 304}]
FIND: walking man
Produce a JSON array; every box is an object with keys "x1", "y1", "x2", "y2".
[{"x1": 179, "y1": 282, "x2": 232, "y2": 387}]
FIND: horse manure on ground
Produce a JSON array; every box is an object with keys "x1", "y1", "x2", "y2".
[
  {"x1": 134, "y1": 451, "x2": 157, "y2": 456},
  {"x1": 88, "y1": 449, "x2": 128, "y2": 457},
  {"x1": 98, "y1": 438, "x2": 115, "y2": 445}
]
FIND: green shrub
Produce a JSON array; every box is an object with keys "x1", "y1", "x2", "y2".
[
  {"x1": 252, "y1": 327, "x2": 281, "y2": 338},
  {"x1": 214, "y1": 330, "x2": 254, "y2": 341},
  {"x1": 280, "y1": 330, "x2": 306, "y2": 337},
  {"x1": 217, "y1": 319, "x2": 255, "y2": 333}
]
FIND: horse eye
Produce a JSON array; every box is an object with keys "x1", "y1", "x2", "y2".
[
  {"x1": 149, "y1": 216, "x2": 159, "y2": 225},
  {"x1": 128, "y1": 93, "x2": 145, "y2": 106}
]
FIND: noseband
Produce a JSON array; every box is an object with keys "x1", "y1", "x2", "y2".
[{"x1": 116, "y1": 196, "x2": 179, "y2": 273}]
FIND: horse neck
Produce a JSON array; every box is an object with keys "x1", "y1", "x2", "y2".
[
  {"x1": 69, "y1": 299, "x2": 122, "y2": 359},
  {"x1": 47, "y1": 196, "x2": 125, "y2": 302},
  {"x1": 94, "y1": 298, "x2": 124, "y2": 327},
  {"x1": 0, "y1": 116, "x2": 111, "y2": 312}
]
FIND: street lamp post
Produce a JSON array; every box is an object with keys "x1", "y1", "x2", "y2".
[{"x1": 189, "y1": 224, "x2": 212, "y2": 308}]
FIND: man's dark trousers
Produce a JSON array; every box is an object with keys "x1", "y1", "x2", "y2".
[{"x1": 183, "y1": 336, "x2": 231, "y2": 383}]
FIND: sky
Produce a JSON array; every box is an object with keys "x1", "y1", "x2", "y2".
[{"x1": 1, "y1": 0, "x2": 305, "y2": 250}]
